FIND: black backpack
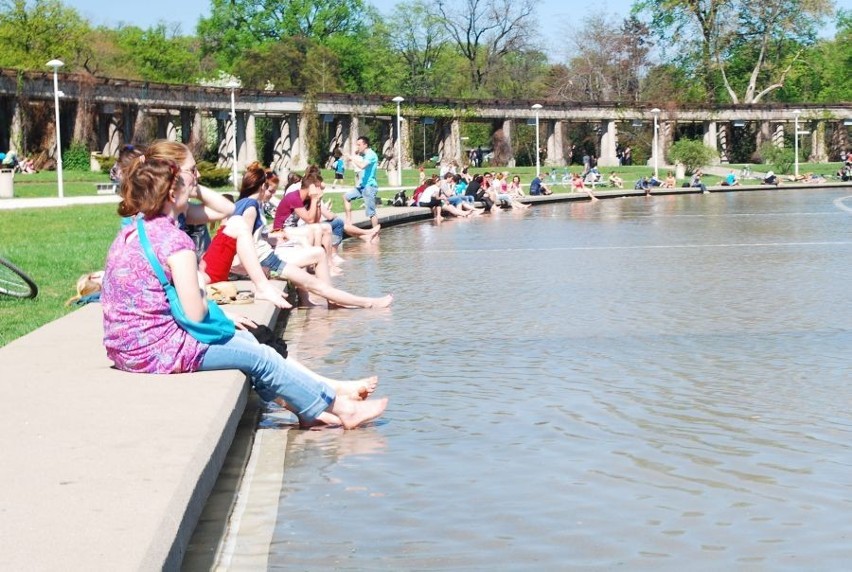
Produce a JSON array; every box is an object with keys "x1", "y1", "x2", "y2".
[{"x1": 393, "y1": 190, "x2": 407, "y2": 207}]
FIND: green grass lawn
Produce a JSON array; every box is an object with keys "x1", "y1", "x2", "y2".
[{"x1": 0, "y1": 204, "x2": 119, "y2": 346}]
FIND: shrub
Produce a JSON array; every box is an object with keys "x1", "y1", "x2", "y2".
[
  {"x1": 99, "y1": 156, "x2": 116, "y2": 175},
  {"x1": 197, "y1": 161, "x2": 232, "y2": 188},
  {"x1": 62, "y1": 142, "x2": 91, "y2": 171},
  {"x1": 667, "y1": 139, "x2": 718, "y2": 175},
  {"x1": 758, "y1": 143, "x2": 795, "y2": 175}
]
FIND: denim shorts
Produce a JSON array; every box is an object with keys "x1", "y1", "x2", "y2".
[
  {"x1": 199, "y1": 330, "x2": 335, "y2": 421},
  {"x1": 344, "y1": 185, "x2": 379, "y2": 218}
]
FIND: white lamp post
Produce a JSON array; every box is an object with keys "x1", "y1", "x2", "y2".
[
  {"x1": 46, "y1": 59, "x2": 65, "y2": 199},
  {"x1": 792, "y1": 109, "x2": 802, "y2": 178},
  {"x1": 531, "y1": 103, "x2": 542, "y2": 177},
  {"x1": 226, "y1": 80, "x2": 240, "y2": 190},
  {"x1": 392, "y1": 96, "x2": 404, "y2": 186},
  {"x1": 651, "y1": 108, "x2": 661, "y2": 179}
]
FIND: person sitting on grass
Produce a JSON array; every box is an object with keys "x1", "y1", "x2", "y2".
[
  {"x1": 101, "y1": 146, "x2": 388, "y2": 429},
  {"x1": 721, "y1": 171, "x2": 740, "y2": 186},
  {"x1": 762, "y1": 171, "x2": 780, "y2": 186},
  {"x1": 608, "y1": 172, "x2": 624, "y2": 189}
]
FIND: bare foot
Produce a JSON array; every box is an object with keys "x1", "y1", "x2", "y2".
[
  {"x1": 299, "y1": 411, "x2": 343, "y2": 428},
  {"x1": 330, "y1": 265, "x2": 344, "y2": 277},
  {"x1": 333, "y1": 376, "x2": 379, "y2": 400},
  {"x1": 256, "y1": 282, "x2": 292, "y2": 309},
  {"x1": 367, "y1": 294, "x2": 393, "y2": 309},
  {"x1": 332, "y1": 254, "x2": 346, "y2": 265},
  {"x1": 334, "y1": 397, "x2": 389, "y2": 429}
]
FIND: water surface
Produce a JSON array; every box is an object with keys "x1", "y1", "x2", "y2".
[{"x1": 245, "y1": 190, "x2": 852, "y2": 570}]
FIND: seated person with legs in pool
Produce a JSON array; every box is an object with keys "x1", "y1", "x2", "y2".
[
  {"x1": 571, "y1": 172, "x2": 599, "y2": 201},
  {"x1": 417, "y1": 177, "x2": 446, "y2": 222},
  {"x1": 272, "y1": 172, "x2": 343, "y2": 270},
  {"x1": 528, "y1": 173, "x2": 552, "y2": 196},
  {"x1": 504, "y1": 175, "x2": 530, "y2": 209},
  {"x1": 439, "y1": 172, "x2": 480, "y2": 214},
  {"x1": 101, "y1": 145, "x2": 388, "y2": 428},
  {"x1": 222, "y1": 164, "x2": 392, "y2": 309}
]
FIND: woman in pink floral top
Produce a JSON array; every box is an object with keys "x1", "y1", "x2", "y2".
[{"x1": 101, "y1": 141, "x2": 387, "y2": 429}]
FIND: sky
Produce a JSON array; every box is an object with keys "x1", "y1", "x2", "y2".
[{"x1": 66, "y1": 0, "x2": 638, "y2": 61}]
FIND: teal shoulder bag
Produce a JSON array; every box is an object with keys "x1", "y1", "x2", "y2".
[{"x1": 136, "y1": 217, "x2": 235, "y2": 345}]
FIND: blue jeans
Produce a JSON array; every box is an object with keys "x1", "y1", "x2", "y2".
[
  {"x1": 328, "y1": 216, "x2": 344, "y2": 246},
  {"x1": 199, "y1": 330, "x2": 335, "y2": 420},
  {"x1": 345, "y1": 185, "x2": 379, "y2": 218}
]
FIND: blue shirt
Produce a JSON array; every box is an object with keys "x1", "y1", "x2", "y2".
[
  {"x1": 358, "y1": 149, "x2": 378, "y2": 189},
  {"x1": 334, "y1": 158, "x2": 345, "y2": 175}
]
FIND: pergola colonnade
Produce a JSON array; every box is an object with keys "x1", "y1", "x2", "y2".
[{"x1": 1, "y1": 68, "x2": 850, "y2": 177}]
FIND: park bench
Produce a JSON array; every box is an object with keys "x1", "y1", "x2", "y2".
[
  {"x1": 0, "y1": 282, "x2": 284, "y2": 570},
  {"x1": 95, "y1": 182, "x2": 118, "y2": 195}
]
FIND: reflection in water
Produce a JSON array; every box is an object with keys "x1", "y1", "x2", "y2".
[{"x1": 243, "y1": 190, "x2": 851, "y2": 569}]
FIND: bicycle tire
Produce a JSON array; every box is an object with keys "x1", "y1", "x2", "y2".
[{"x1": 0, "y1": 257, "x2": 38, "y2": 299}]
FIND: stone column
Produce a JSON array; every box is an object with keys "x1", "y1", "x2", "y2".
[
  {"x1": 703, "y1": 121, "x2": 720, "y2": 164},
  {"x1": 807, "y1": 120, "x2": 827, "y2": 162},
  {"x1": 772, "y1": 123, "x2": 785, "y2": 148},
  {"x1": 378, "y1": 119, "x2": 393, "y2": 169},
  {"x1": 270, "y1": 115, "x2": 289, "y2": 173},
  {"x1": 755, "y1": 120, "x2": 772, "y2": 151},
  {"x1": 546, "y1": 120, "x2": 565, "y2": 167},
  {"x1": 294, "y1": 114, "x2": 309, "y2": 171},
  {"x1": 217, "y1": 110, "x2": 234, "y2": 168},
  {"x1": 101, "y1": 107, "x2": 123, "y2": 157},
  {"x1": 345, "y1": 115, "x2": 360, "y2": 163},
  {"x1": 243, "y1": 113, "x2": 257, "y2": 166},
  {"x1": 179, "y1": 110, "x2": 191, "y2": 144},
  {"x1": 8, "y1": 99, "x2": 23, "y2": 154},
  {"x1": 828, "y1": 120, "x2": 850, "y2": 161},
  {"x1": 492, "y1": 119, "x2": 513, "y2": 167},
  {"x1": 156, "y1": 115, "x2": 178, "y2": 141},
  {"x1": 400, "y1": 117, "x2": 412, "y2": 171},
  {"x1": 437, "y1": 118, "x2": 462, "y2": 166},
  {"x1": 598, "y1": 120, "x2": 619, "y2": 167},
  {"x1": 72, "y1": 100, "x2": 94, "y2": 147},
  {"x1": 718, "y1": 122, "x2": 731, "y2": 163}
]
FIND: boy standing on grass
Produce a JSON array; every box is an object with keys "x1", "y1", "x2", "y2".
[
  {"x1": 344, "y1": 136, "x2": 380, "y2": 228},
  {"x1": 331, "y1": 148, "x2": 345, "y2": 189}
]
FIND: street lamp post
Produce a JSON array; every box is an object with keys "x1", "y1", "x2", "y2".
[
  {"x1": 392, "y1": 96, "x2": 404, "y2": 186},
  {"x1": 46, "y1": 59, "x2": 65, "y2": 199},
  {"x1": 531, "y1": 104, "x2": 542, "y2": 177},
  {"x1": 651, "y1": 108, "x2": 661, "y2": 179},
  {"x1": 226, "y1": 80, "x2": 240, "y2": 190},
  {"x1": 792, "y1": 109, "x2": 802, "y2": 178}
]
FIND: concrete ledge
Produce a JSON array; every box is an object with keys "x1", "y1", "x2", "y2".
[{"x1": 0, "y1": 282, "x2": 282, "y2": 570}]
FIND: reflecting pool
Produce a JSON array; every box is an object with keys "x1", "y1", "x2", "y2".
[{"x1": 228, "y1": 189, "x2": 852, "y2": 570}]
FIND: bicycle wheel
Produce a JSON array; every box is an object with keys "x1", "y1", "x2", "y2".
[{"x1": 0, "y1": 257, "x2": 38, "y2": 299}]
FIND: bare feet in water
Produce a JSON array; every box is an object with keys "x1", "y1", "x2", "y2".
[
  {"x1": 368, "y1": 294, "x2": 393, "y2": 309},
  {"x1": 359, "y1": 224, "x2": 381, "y2": 243},
  {"x1": 332, "y1": 376, "x2": 379, "y2": 400},
  {"x1": 333, "y1": 397, "x2": 389, "y2": 429}
]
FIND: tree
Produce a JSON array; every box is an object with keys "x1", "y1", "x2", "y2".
[
  {"x1": 0, "y1": 0, "x2": 90, "y2": 70},
  {"x1": 634, "y1": 0, "x2": 833, "y2": 104},
  {"x1": 434, "y1": 0, "x2": 536, "y2": 94},
  {"x1": 388, "y1": 1, "x2": 450, "y2": 96},
  {"x1": 667, "y1": 139, "x2": 718, "y2": 174},
  {"x1": 198, "y1": 0, "x2": 375, "y2": 68},
  {"x1": 549, "y1": 14, "x2": 652, "y2": 102}
]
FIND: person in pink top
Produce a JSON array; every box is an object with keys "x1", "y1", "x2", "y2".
[{"x1": 100, "y1": 140, "x2": 388, "y2": 428}]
